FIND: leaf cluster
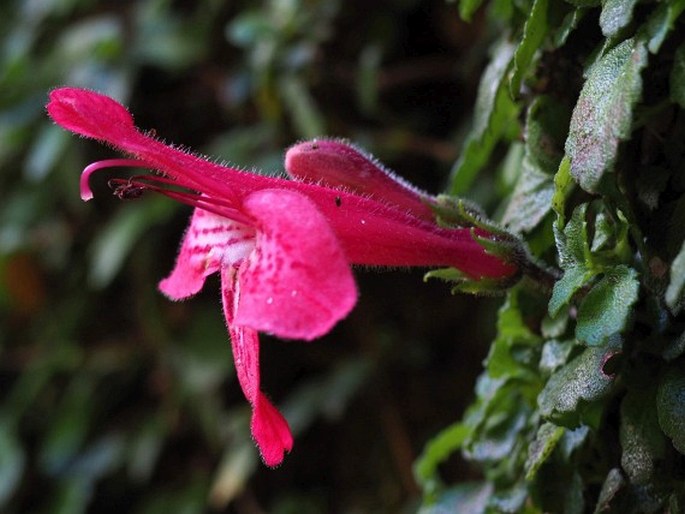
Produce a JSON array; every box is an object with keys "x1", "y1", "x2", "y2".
[{"x1": 416, "y1": 0, "x2": 685, "y2": 512}]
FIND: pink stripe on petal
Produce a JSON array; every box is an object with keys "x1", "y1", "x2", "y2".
[
  {"x1": 159, "y1": 208, "x2": 255, "y2": 300},
  {"x1": 222, "y1": 270, "x2": 260, "y2": 403},
  {"x1": 235, "y1": 189, "x2": 357, "y2": 341}
]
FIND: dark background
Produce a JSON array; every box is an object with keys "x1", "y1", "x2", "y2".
[{"x1": 0, "y1": 1, "x2": 503, "y2": 512}]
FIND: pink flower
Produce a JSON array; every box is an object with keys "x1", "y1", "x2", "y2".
[{"x1": 47, "y1": 87, "x2": 516, "y2": 466}]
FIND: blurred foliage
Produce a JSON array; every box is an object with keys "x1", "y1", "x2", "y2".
[{"x1": 1, "y1": 0, "x2": 501, "y2": 512}]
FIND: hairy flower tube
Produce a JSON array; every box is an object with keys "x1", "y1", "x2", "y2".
[{"x1": 47, "y1": 87, "x2": 516, "y2": 466}]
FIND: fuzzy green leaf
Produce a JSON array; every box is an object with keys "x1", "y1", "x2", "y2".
[
  {"x1": 557, "y1": 204, "x2": 591, "y2": 269},
  {"x1": 549, "y1": 204, "x2": 596, "y2": 316},
  {"x1": 510, "y1": 0, "x2": 549, "y2": 98},
  {"x1": 450, "y1": 40, "x2": 519, "y2": 194},
  {"x1": 552, "y1": 156, "x2": 574, "y2": 227},
  {"x1": 486, "y1": 289, "x2": 542, "y2": 379},
  {"x1": 656, "y1": 361, "x2": 685, "y2": 455},
  {"x1": 576, "y1": 266, "x2": 639, "y2": 346},
  {"x1": 643, "y1": 0, "x2": 685, "y2": 54},
  {"x1": 524, "y1": 422, "x2": 565, "y2": 480},
  {"x1": 418, "y1": 482, "x2": 493, "y2": 514},
  {"x1": 550, "y1": 267, "x2": 593, "y2": 318},
  {"x1": 599, "y1": 0, "x2": 639, "y2": 38},
  {"x1": 503, "y1": 96, "x2": 569, "y2": 233},
  {"x1": 525, "y1": 96, "x2": 571, "y2": 173},
  {"x1": 594, "y1": 468, "x2": 626, "y2": 512},
  {"x1": 502, "y1": 164, "x2": 554, "y2": 234},
  {"x1": 553, "y1": 8, "x2": 586, "y2": 48},
  {"x1": 414, "y1": 422, "x2": 471, "y2": 494},
  {"x1": 538, "y1": 338, "x2": 621, "y2": 426},
  {"x1": 565, "y1": 38, "x2": 648, "y2": 192},
  {"x1": 539, "y1": 339, "x2": 575, "y2": 375},
  {"x1": 620, "y1": 387, "x2": 667, "y2": 485}
]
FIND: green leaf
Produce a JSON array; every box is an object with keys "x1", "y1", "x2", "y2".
[
  {"x1": 599, "y1": 0, "x2": 639, "y2": 38},
  {"x1": 414, "y1": 422, "x2": 472, "y2": 494},
  {"x1": 656, "y1": 360, "x2": 685, "y2": 455},
  {"x1": 503, "y1": 96, "x2": 569, "y2": 233},
  {"x1": 24, "y1": 124, "x2": 71, "y2": 182},
  {"x1": 459, "y1": 0, "x2": 486, "y2": 22},
  {"x1": 558, "y1": 425, "x2": 590, "y2": 458},
  {"x1": 39, "y1": 376, "x2": 94, "y2": 475},
  {"x1": 450, "y1": 39, "x2": 519, "y2": 194},
  {"x1": 50, "y1": 478, "x2": 91, "y2": 514},
  {"x1": 488, "y1": 484, "x2": 530, "y2": 513},
  {"x1": 210, "y1": 442, "x2": 257, "y2": 507},
  {"x1": 666, "y1": 239, "x2": 685, "y2": 314},
  {"x1": 594, "y1": 468, "x2": 626, "y2": 512},
  {"x1": 486, "y1": 288, "x2": 542, "y2": 380},
  {"x1": 280, "y1": 75, "x2": 326, "y2": 139},
  {"x1": 620, "y1": 387, "x2": 667, "y2": 485},
  {"x1": 510, "y1": 0, "x2": 549, "y2": 98},
  {"x1": 88, "y1": 197, "x2": 175, "y2": 288},
  {"x1": 418, "y1": 482, "x2": 493, "y2": 514},
  {"x1": 524, "y1": 422, "x2": 565, "y2": 480},
  {"x1": 127, "y1": 418, "x2": 166, "y2": 481},
  {"x1": 557, "y1": 203, "x2": 591, "y2": 268},
  {"x1": 671, "y1": 42, "x2": 685, "y2": 108},
  {"x1": 0, "y1": 423, "x2": 25, "y2": 507},
  {"x1": 549, "y1": 266, "x2": 593, "y2": 317},
  {"x1": 553, "y1": 8, "x2": 587, "y2": 48},
  {"x1": 551, "y1": 156, "x2": 574, "y2": 228},
  {"x1": 525, "y1": 96, "x2": 572, "y2": 173},
  {"x1": 576, "y1": 265, "x2": 639, "y2": 346},
  {"x1": 538, "y1": 337, "x2": 621, "y2": 426},
  {"x1": 466, "y1": 409, "x2": 528, "y2": 462},
  {"x1": 565, "y1": 38, "x2": 648, "y2": 193},
  {"x1": 172, "y1": 309, "x2": 234, "y2": 396},
  {"x1": 643, "y1": 0, "x2": 685, "y2": 54},
  {"x1": 539, "y1": 339, "x2": 575, "y2": 375},
  {"x1": 549, "y1": 204, "x2": 597, "y2": 316}
]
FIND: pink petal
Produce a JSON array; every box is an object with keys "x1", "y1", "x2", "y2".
[
  {"x1": 47, "y1": 87, "x2": 136, "y2": 143},
  {"x1": 159, "y1": 208, "x2": 255, "y2": 300},
  {"x1": 252, "y1": 393, "x2": 294, "y2": 467},
  {"x1": 221, "y1": 267, "x2": 293, "y2": 466},
  {"x1": 235, "y1": 189, "x2": 357, "y2": 340},
  {"x1": 285, "y1": 139, "x2": 436, "y2": 221}
]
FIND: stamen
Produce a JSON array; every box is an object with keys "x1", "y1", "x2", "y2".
[
  {"x1": 159, "y1": 189, "x2": 253, "y2": 226},
  {"x1": 108, "y1": 179, "x2": 147, "y2": 200},
  {"x1": 107, "y1": 176, "x2": 252, "y2": 225},
  {"x1": 80, "y1": 159, "x2": 153, "y2": 201},
  {"x1": 83, "y1": 159, "x2": 250, "y2": 224}
]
